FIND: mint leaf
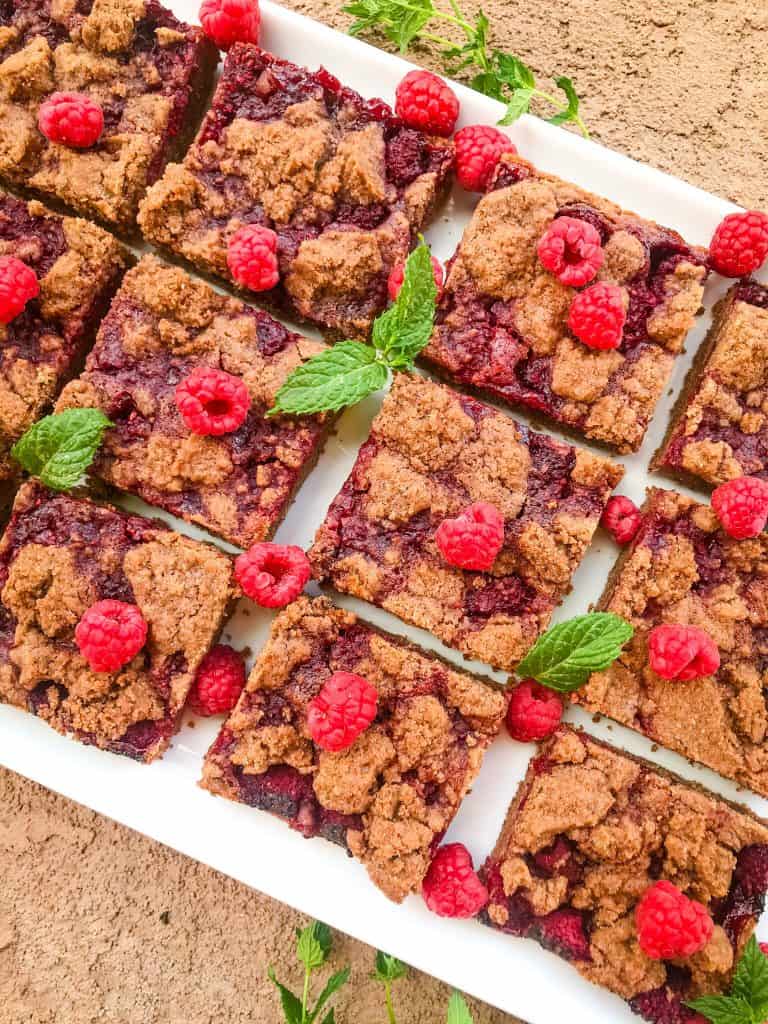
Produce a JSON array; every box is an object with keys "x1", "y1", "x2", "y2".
[
  {"x1": 11, "y1": 408, "x2": 111, "y2": 491},
  {"x1": 686, "y1": 995, "x2": 755, "y2": 1024},
  {"x1": 269, "y1": 341, "x2": 388, "y2": 416},
  {"x1": 498, "y1": 87, "x2": 534, "y2": 125},
  {"x1": 446, "y1": 991, "x2": 474, "y2": 1024},
  {"x1": 732, "y1": 937, "x2": 768, "y2": 1015},
  {"x1": 296, "y1": 921, "x2": 332, "y2": 971},
  {"x1": 267, "y1": 967, "x2": 303, "y2": 1024},
  {"x1": 319, "y1": 1012, "x2": 336, "y2": 1024},
  {"x1": 515, "y1": 612, "x2": 634, "y2": 692},
  {"x1": 494, "y1": 51, "x2": 536, "y2": 89},
  {"x1": 548, "y1": 75, "x2": 581, "y2": 126},
  {"x1": 308, "y1": 968, "x2": 350, "y2": 1023},
  {"x1": 373, "y1": 951, "x2": 409, "y2": 983},
  {"x1": 372, "y1": 242, "x2": 437, "y2": 368}
]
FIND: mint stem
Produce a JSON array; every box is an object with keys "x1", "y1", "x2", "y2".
[{"x1": 385, "y1": 981, "x2": 398, "y2": 1024}]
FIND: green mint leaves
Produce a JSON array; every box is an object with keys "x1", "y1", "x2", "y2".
[
  {"x1": 689, "y1": 938, "x2": 768, "y2": 1024},
  {"x1": 446, "y1": 991, "x2": 474, "y2": 1024},
  {"x1": 11, "y1": 408, "x2": 112, "y2": 491},
  {"x1": 516, "y1": 612, "x2": 634, "y2": 692},
  {"x1": 372, "y1": 951, "x2": 409, "y2": 1023},
  {"x1": 270, "y1": 241, "x2": 437, "y2": 417},
  {"x1": 269, "y1": 921, "x2": 349, "y2": 1024}
]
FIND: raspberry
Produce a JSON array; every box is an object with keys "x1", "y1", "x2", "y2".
[
  {"x1": 227, "y1": 224, "x2": 279, "y2": 291},
  {"x1": 711, "y1": 476, "x2": 768, "y2": 539},
  {"x1": 435, "y1": 502, "x2": 504, "y2": 571},
  {"x1": 568, "y1": 282, "x2": 627, "y2": 350},
  {"x1": 0, "y1": 256, "x2": 39, "y2": 324},
  {"x1": 422, "y1": 843, "x2": 488, "y2": 918},
  {"x1": 387, "y1": 255, "x2": 444, "y2": 302},
  {"x1": 235, "y1": 543, "x2": 311, "y2": 607},
  {"x1": 454, "y1": 124, "x2": 517, "y2": 192},
  {"x1": 636, "y1": 880, "x2": 714, "y2": 960},
  {"x1": 75, "y1": 599, "x2": 148, "y2": 673},
  {"x1": 175, "y1": 366, "x2": 250, "y2": 436},
  {"x1": 189, "y1": 644, "x2": 246, "y2": 716},
  {"x1": 761, "y1": 942, "x2": 768, "y2": 957},
  {"x1": 199, "y1": 0, "x2": 260, "y2": 48},
  {"x1": 506, "y1": 680, "x2": 562, "y2": 742},
  {"x1": 648, "y1": 625, "x2": 720, "y2": 682},
  {"x1": 394, "y1": 70, "x2": 459, "y2": 137},
  {"x1": 538, "y1": 217, "x2": 605, "y2": 287},
  {"x1": 37, "y1": 92, "x2": 104, "y2": 148},
  {"x1": 306, "y1": 671, "x2": 378, "y2": 751},
  {"x1": 709, "y1": 210, "x2": 768, "y2": 278},
  {"x1": 601, "y1": 495, "x2": 642, "y2": 544}
]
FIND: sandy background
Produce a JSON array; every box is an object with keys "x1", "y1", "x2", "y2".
[{"x1": 2, "y1": 2, "x2": 767, "y2": 1022}]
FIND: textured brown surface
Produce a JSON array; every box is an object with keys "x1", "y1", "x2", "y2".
[{"x1": 2, "y1": 0, "x2": 767, "y2": 1020}]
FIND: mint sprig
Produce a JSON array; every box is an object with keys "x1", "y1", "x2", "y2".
[
  {"x1": 372, "y1": 950, "x2": 409, "y2": 1023},
  {"x1": 446, "y1": 991, "x2": 474, "y2": 1024},
  {"x1": 689, "y1": 938, "x2": 768, "y2": 1024},
  {"x1": 268, "y1": 921, "x2": 350, "y2": 1024},
  {"x1": 11, "y1": 408, "x2": 112, "y2": 491},
  {"x1": 516, "y1": 612, "x2": 633, "y2": 692}
]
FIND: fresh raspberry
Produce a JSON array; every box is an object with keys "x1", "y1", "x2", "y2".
[
  {"x1": 37, "y1": 92, "x2": 104, "y2": 148},
  {"x1": 226, "y1": 224, "x2": 279, "y2": 291},
  {"x1": 235, "y1": 543, "x2": 311, "y2": 607},
  {"x1": 199, "y1": 0, "x2": 260, "y2": 48},
  {"x1": 538, "y1": 217, "x2": 605, "y2": 287},
  {"x1": 601, "y1": 495, "x2": 642, "y2": 545},
  {"x1": 435, "y1": 502, "x2": 504, "y2": 571},
  {"x1": 636, "y1": 880, "x2": 714, "y2": 960},
  {"x1": 709, "y1": 210, "x2": 768, "y2": 277},
  {"x1": 75, "y1": 599, "x2": 148, "y2": 673},
  {"x1": 0, "y1": 256, "x2": 39, "y2": 324},
  {"x1": 306, "y1": 671, "x2": 378, "y2": 751},
  {"x1": 387, "y1": 255, "x2": 444, "y2": 302},
  {"x1": 648, "y1": 625, "x2": 720, "y2": 682},
  {"x1": 189, "y1": 644, "x2": 246, "y2": 716},
  {"x1": 761, "y1": 942, "x2": 768, "y2": 957},
  {"x1": 568, "y1": 282, "x2": 627, "y2": 350},
  {"x1": 422, "y1": 843, "x2": 488, "y2": 918},
  {"x1": 711, "y1": 476, "x2": 768, "y2": 539},
  {"x1": 506, "y1": 679, "x2": 562, "y2": 742},
  {"x1": 454, "y1": 124, "x2": 517, "y2": 192},
  {"x1": 175, "y1": 366, "x2": 250, "y2": 436},
  {"x1": 394, "y1": 70, "x2": 459, "y2": 137}
]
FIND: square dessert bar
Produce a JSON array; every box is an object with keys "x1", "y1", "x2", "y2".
[
  {"x1": 201, "y1": 595, "x2": 507, "y2": 902},
  {"x1": 0, "y1": 481, "x2": 235, "y2": 761},
  {"x1": 423, "y1": 153, "x2": 709, "y2": 453},
  {"x1": 0, "y1": 191, "x2": 128, "y2": 512},
  {"x1": 0, "y1": 0, "x2": 218, "y2": 232},
  {"x1": 481, "y1": 725, "x2": 768, "y2": 1024},
  {"x1": 654, "y1": 279, "x2": 768, "y2": 486},
  {"x1": 576, "y1": 486, "x2": 768, "y2": 796},
  {"x1": 309, "y1": 373, "x2": 623, "y2": 672},
  {"x1": 139, "y1": 44, "x2": 454, "y2": 337},
  {"x1": 57, "y1": 255, "x2": 333, "y2": 549}
]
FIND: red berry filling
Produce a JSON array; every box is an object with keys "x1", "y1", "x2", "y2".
[
  {"x1": 306, "y1": 671, "x2": 378, "y2": 751},
  {"x1": 537, "y1": 216, "x2": 605, "y2": 287},
  {"x1": 423, "y1": 843, "x2": 488, "y2": 918},
  {"x1": 175, "y1": 366, "x2": 250, "y2": 436},
  {"x1": 647, "y1": 624, "x2": 720, "y2": 682},
  {"x1": 74, "y1": 599, "x2": 148, "y2": 673},
  {"x1": 235, "y1": 542, "x2": 311, "y2": 607},
  {"x1": 435, "y1": 501, "x2": 504, "y2": 571}
]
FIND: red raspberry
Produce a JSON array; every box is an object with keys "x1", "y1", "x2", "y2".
[
  {"x1": 306, "y1": 671, "x2": 378, "y2": 752},
  {"x1": 648, "y1": 624, "x2": 720, "y2": 682},
  {"x1": 538, "y1": 217, "x2": 605, "y2": 287},
  {"x1": 235, "y1": 543, "x2": 311, "y2": 607},
  {"x1": 199, "y1": 0, "x2": 260, "y2": 48},
  {"x1": 394, "y1": 70, "x2": 459, "y2": 137},
  {"x1": 601, "y1": 495, "x2": 642, "y2": 545},
  {"x1": 435, "y1": 501, "x2": 504, "y2": 571},
  {"x1": 422, "y1": 843, "x2": 488, "y2": 918},
  {"x1": 454, "y1": 124, "x2": 517, "y2": 192},
  {"x1": 387, "y1": 255, "x2": 443, "y2": 302},
  {"x1": 709, "y1": 210, "x2": 768, "y2": 278},
  {"x1": 760, "y1": 942, "x2": 768, "y2": 957},
  {"x1": 175, "y1": 366, "x2": 250, "y2": 436},
  {"x1": 568, "y1": 282, "x2": 626, "y2": 350},
  {"x1": 75, "y1": 599, "x2": 148, "y2": 673},
  {"x1": 189, "y1": 644, "x2": 246, "y2": 716},
  {"x1": 636, "y1": 880, "x2": 714, "y2": 960},
  {"x1": 0, "y1": 256, "x2": 39, "y2": 324},
  {"x1": 38, "y1": 92, "x2": 104, "y2": 148},
  {"x1": 227, "y1": 224, "x2": 279, "y2": 291},
  {"x1": 711, "y1": 476, "x2": 768, "y2": 539},
  {"x1": 505, "y1": 679, "x2": 562, "y2": 742}
]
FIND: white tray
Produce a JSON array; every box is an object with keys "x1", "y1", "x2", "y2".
[{"x1": 2, "y1": 3, "x2": 767, "y2": 1021}]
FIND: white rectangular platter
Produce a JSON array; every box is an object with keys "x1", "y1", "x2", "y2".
[{"x1": 2, "y1": 3, "x2": 767, "y2": 1021}]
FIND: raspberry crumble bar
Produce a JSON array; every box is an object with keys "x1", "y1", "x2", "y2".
[
  {"x1": 481, "y1": 725, "x2": 768, "y2": 1024},
  {"x1": 654, "y1": 280, "x2": 768, "y2": 486},
  {"x1": 138, "y1": 44, "x2": 454, "y2": 336},
  {"x1": 309, "y1": 373, "x2": 623, "y2": 672},
  {"x1": 0, "y1": 481, "x2": 235, "y2": 760},
  {"x1": 201, "y1": 595, "x2": 506, "y2": 902},
  {"x1": 0, "y1": 191, "x2": 128, "y2": 512},
  {"x1": 0, "y1": 0, "x2": 218, "y2": 232},
  {"x1": 423, "y1": 153, "x2": 708, "y2": 453},
  {"x1": 576, "y1": 486, "x2": 768, "y2": 796},
  {"x1": 57, "y1": 255, "x2": 332, "y2": 549}
]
